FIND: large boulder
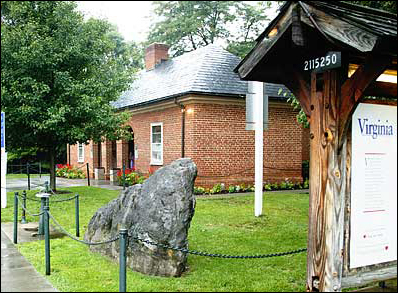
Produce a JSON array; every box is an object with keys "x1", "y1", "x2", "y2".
[{"x1": 84, "y1": 158, "x2": 197, "y2": 277}]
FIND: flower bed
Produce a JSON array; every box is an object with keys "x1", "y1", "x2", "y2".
[
  {"x1": 116, "y1": 167, "x2": 147, "y2": 186},
  {"x1": 56, "y1": 164, "x2": 86, "y2": 179},
  {"x1": 194, "y1": 178, "x2": 309, "y2": 195}
]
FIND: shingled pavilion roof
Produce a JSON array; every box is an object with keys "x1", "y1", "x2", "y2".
[{"x1": 113, "y1": 44, "x2": 291, "y2": 110}]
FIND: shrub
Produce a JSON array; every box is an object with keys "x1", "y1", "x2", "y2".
[
  {"x1": 303, "y1": 178, "x2": 309, "y2": 189},
  {"x1": 194, "y1": 186, "x2": 206, "y2": 195},
  {"x1": 264, "y1": 183, "x2": 272, "y2": 191},
  {"x1": 210, "y1": 183, "x2": 225, "y2": 194},
  {"x1": 228, "y1": 185, "x2": 236, "y2": 193}
]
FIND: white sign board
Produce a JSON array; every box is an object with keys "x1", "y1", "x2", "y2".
[{"x1": 350, "y1": 103, "x2": 397, "y2": 268}]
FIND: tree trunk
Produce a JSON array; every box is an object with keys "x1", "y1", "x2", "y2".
[{"x1": 49, "y1": 146, "x2": 56, "y2": 191}]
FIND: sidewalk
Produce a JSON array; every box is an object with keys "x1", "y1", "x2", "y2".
[
  {"x1": 1, "y1": 224, "x2": 58, "y2": 292},
  {"x1": 5, "y1": 176, "x2": 123, "y2": 192}
]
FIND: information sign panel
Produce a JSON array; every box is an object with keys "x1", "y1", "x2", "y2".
[{"x1": 350, "y1": 103, "x2": 397, "y2": 268}]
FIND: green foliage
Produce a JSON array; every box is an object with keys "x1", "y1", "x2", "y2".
[
  {"x1": 303, "y1": 178, "x2": 309, "y2": 189},
  {"x1": 210, "y1": 183, "x2": 225, "y2": 194},
  {"x1": 264, "y1": 183, "x2": 272, "y2": 191},
  {"x1": 1, "y1": 1, "x2": 139, "y2": 188},
  {"x1": 194, "y1": 186, "x2": 206, "y2": 195},
  {"x1": 147, "y1": 1, "x2": 271, "y2": 58}
]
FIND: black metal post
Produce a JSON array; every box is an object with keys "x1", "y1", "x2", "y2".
[
  {"x1": 39, "y1": 162, "x2": 42, "y2": 178},
  {"x1": 123, "y1": 163, "x2": 126, "y2": 190},
  {"x1": 86, "y1": 163, "x2": 90, "y2": 186},
  {"x1": 27, "y1": 162, "x2": 30, "y2": 190},
  {"x1": 44, "y1": 205, "x2": 51, "y2": 275},
  {"x1": 38, "y1": 197, "x2": 46, "y2": 235},
  {"x1": 21, "y1": 190, "x2": 27, "y2": 224},
  {"x1": 119, "y1": 228, "x2": 127, "y2": 292},
  {"x1": 75, "y1": 193, "x2": 80, "y2": 237},
  {"x1": 13, "y1": 192, "x2": 18, "y2": 244}
]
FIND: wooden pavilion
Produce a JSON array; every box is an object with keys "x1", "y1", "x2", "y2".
[{"x1": 235, "y1": 1, "x2": 397, "y2": 291}]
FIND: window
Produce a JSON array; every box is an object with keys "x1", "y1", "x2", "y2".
[
  {"x1": 77, "y1": 142, "x2": 84, "y2": 163},
  {"x1": 150, "y1": 123, "x2": 163, "y2": 165}
]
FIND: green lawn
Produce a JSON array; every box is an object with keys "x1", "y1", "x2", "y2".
[
  {"x1": 6, "y1": 173, "x2": 49, "y2": 179},
  {"x1": 2, "y1": 187, "x2": 310, "y2": 292}
]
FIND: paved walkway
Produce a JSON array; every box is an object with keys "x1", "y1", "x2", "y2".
[
  {"x1": 2, "y1": 176, "x2": 122, "y2": 292},
  {"x1": 1, "y1": 224, "x2": 58, "y2": 292},
  {"x1": 5, "y1": 176, "x2": 123, "y2": 192}
]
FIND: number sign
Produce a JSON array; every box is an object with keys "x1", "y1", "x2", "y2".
[{"x1": 304, "y1": 51, "x2": 341, "y2": 73}]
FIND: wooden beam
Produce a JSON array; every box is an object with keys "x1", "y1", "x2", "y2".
[
  {"x1": 338, "y1": 55, "x2": 392, "y2": 148},
  {"x1": 283, "y1": 68, "x2": 311, "y2": 117},
  {"x1": 300, "y1": 2, "x2": 378, "y2": 52},
  {"x1": 363, "y1": 81, "x2": 397, "y2": 98}
]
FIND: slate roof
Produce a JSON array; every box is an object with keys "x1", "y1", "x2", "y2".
[{"x1": 113, "y1": 44, "x2": 291, "y2": 110}]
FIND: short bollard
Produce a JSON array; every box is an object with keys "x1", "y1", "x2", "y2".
[
  {"x1": 75, "y1": 194, "x2": 80, "y2": 237},
  {"x1": 36, "y1": 189, "x2": 51, "y2": 236},
  {"x1": 13, "y1": 192, "x2": 18, "y2": 244},
  {"x1": 44, "y1": 206, "x2": 51, "y2": 275},
  {"x1": 21, "y1": 190, "x2": 27, "y2": 224},
  {"x1": 119, "y1": 229, "x2": 127, "y2": 292}
]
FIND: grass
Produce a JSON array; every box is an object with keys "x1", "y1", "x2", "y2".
[
  {"x1": 6, "y1": 173, "x2": 50, "y2": 179},
  {"x1": 2, "y1": 186, "x2": 310, "y2": 292}
]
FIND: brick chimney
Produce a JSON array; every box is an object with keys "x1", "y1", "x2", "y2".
[{"x1": 145, "y1": 43, "x2": 169, "y2": 71}]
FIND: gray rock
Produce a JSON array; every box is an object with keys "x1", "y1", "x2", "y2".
[{"x1": 84, "y1": 158, "x2": 197, "y2": 277}]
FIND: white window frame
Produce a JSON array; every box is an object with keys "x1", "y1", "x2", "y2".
[
  {"x1": 77, "y1": 142, "x2": 84, "y2": 163},
  {"x1": 150, "y1": 122, "x2": 163, "y2": 165}
]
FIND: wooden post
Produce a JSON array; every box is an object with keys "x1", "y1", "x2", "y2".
[{"x1": 306, "y1": 70, "x2": 346, "y2": 292}]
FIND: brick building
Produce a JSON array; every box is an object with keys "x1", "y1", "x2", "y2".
[{"x1": 67, "y1": 43, "x2": 310, "y2": 187}]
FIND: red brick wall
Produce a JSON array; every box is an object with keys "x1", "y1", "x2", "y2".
[
  {"x1": 68, "y1": 98, "x2": 310, "y2": 187},
  {"x1": 186, "y1": 102, "x2": 308, "y2": 187}
]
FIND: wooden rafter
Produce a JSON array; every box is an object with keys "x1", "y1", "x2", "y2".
[{"x1": 338, "y1": 55, "x2": 392, "y2": 147}]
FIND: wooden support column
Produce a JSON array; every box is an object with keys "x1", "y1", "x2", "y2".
[{"x1": 307, "y1": 70, "x2": 346, "y2": 292}]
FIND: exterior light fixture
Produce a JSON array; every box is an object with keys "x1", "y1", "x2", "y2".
[
  {"x1": 268, "y1": 27, "x2": 278, "y2": 38},
  {"x1": 186, "y1": 108, "x2": 194, "y2": 114}
]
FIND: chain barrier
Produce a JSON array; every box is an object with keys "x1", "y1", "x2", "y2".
[
  {"x1": 128, "y1": 234, "x2": 306, "y2": 259},
  {"x1": 16, "y1": 195, "x2": 44, "y2": 217},
  {"x1": 47, "y1": 211, "x2": 120, "y2": 245},
  {"x1": 49, "y1": 194, "x2": 78, "y2": 203}
]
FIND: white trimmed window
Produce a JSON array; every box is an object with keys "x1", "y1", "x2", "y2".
[
  {"x1": 150, "y1": 123, "x2": 163, "y2": 165},
  {"x1": 77, "y1": 142, "x2": 84, "y2": 163}
]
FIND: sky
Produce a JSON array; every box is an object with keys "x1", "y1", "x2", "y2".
[{"x1": 76, "y1": 1, "x2": 279, "y2": 44}]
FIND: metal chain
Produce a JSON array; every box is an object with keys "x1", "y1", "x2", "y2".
[
  {"x1": 47, "y1": 211, "x2": 119, "y2": 245},
  {"x1": 50, "y1": 195, "x2": 78, "y2": 203},
  {"x1": 129, "y1": 234, "x2": 307, "y2": 259},
  {"x1": 16, "y1": 195, "x2": 44, "y2": 217}
]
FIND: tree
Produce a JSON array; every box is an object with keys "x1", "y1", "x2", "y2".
[
  {"x1": 1, "y1": 1, "x2": 137, "y2": 190},
  {"x1": 147, "y1": 1, "x2": 271, "y2": 58}
]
